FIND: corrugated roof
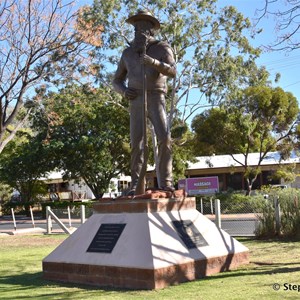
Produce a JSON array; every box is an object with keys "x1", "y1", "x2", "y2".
[{"x1": 187, "y1": 152, "x2": 300, "y2": 170}]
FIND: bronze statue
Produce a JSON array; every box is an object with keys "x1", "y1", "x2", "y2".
[{"x1": 112, "y1": 10, "x2": 176, "y2": 195}]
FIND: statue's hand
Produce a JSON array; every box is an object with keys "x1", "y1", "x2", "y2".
[
  {"x1": 124, "y1": 88, "x2": 138, "y2": 100},
  {"x1": 140, "y1": 53, "x2": 155, "y2": 66}
]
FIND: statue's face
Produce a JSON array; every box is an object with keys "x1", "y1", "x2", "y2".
[
  {"x1": 134, "y1": 20, "x2": 154, "y2": 38},
  {"x1": 131, "y1": 20, "x2": 154, "y2": 53}
]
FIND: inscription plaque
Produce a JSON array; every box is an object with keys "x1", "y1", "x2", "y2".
[
  {"x1": 87, "y1": 223, "x2": 126, "y2": 253},
  {"x1": 173, "y1": 220, "x2": 208, "y2": 249}
]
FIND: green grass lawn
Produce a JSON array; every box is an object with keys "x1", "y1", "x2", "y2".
[{"x1": 0, "y1": 234, "x2": 299, "y2": 300}]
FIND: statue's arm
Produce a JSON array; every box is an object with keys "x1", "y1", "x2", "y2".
[
  {"x1": 143, "y1": 45, "x2": 176, "y2": 78},
  {"x1": 112, "y1": 55, "x2": 138, "y2": 100},
  {"x1": 112, "y1": 57, "x2": 127, "y2": 96}
]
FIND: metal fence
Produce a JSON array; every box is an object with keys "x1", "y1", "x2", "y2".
[
  {"x1": 45, "y1": 202, "x2": 258, "y2": 236},
  {"x1": 51, "y1": 206, "x2": 94, "y2": 220},
  {"x1": 46, "y1": 205, "x2": 94, "y2": 234},
  {"x1": 1, "y1": 200, "x2": 262, "y2": 237},
  {"x1": 197, "y1": 198, "x2": 259, "y2": 236}
]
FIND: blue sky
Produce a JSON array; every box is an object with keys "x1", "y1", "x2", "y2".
[
  {"x1": 219, "y1": 0, "x2": 300, "y2": 101},
  {"x1": 79, "y1": 0, "x2": 300, "y2": 102}
]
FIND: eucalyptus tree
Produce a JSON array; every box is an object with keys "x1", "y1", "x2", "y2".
[
  {"x1": 88, "y1": 0, "x2": 269, "y2": 126},
  {"x1": 77, "y1": 0, "x2": 270, "y2": 187},
  {"x1": 191, "y1": 86, "x2": 300, "y2": 194}
]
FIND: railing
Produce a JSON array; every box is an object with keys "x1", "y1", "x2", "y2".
[
  {"x1": 45, "y1": 205, "x2": 90, "y2": 234},
  {"x1": 198, "y1": 198, "x2": 281, "y2": 237}
]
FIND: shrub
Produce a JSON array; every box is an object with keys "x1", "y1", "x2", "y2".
[
  {"x1": 0, "y1": 183, "x2": 13, "y2": 215},
  {"x1": 251, "y1": 197, "x2": 277, "y2": 237},
  {"x1": 252, "y1": 188, "x2": 300, "y2": 238},
  {"x1": 196, "y1": 191, "x2": 262, "y2": 214},
  {"x1": 277, "y1": 188, "x2": 300, "y2": 237},
  {"x1": 0, "y1": 183, "x2": 13, "y2": 203}
]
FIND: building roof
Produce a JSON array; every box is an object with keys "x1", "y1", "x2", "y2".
[
  {"x1": 187, "y1": 152, "x2": 300, "y2": 170},
  {"x1": 40, "y1": 170, "x2": 65, "y2": 183}
]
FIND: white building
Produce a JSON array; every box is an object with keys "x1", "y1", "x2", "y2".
[{"x1": 41, "y1": 171, "x2": 131, "y2": 200}]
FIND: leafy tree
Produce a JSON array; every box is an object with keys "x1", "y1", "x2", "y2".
[
  {"x1": 0, "y1": 133, "x2": 52, "y2": 209},
  {"x1": 80, "y1": 0, "x2": 270, "y2": 185},
  {"x1": 170, "y1": 119, "x2": 196, "y2": 183},
  {"x1": 191, "y1": 86, "x2": 300, "y2": 194},
  {"x1": 88, "y1": 0, "x2": 268, "y2": 125},
  {"x1": 0, "y1": 182, "x2": 13, "y2": 206},
  {"x1": 256, "y1": 0, "x2": 300, "y2": 51},
  {"x1": 0, "y1": 0, "x2": 103, "y2": 153},
  {"x1": 31, "y1": 85, "x2": 131, "y2": 199}
]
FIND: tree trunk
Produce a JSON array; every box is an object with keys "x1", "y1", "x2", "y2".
[
  {"x1": 245, "y1": 176, "x2": 258, "y2": 196},
  {"x1": 245, "y1": 178, "x2": 252, "y2": 196}
]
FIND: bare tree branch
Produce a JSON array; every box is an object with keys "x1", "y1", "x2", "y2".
[
  {"x1": 0, "y1": 0, "x2": 102, "y2": 153},
  {"x1": 255, "y1": 0, "x2": 300, "y2": 51}
]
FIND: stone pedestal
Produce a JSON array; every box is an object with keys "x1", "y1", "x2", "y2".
[{"x1": 43, "y1": 197, "x2": 249, "y2": 289}]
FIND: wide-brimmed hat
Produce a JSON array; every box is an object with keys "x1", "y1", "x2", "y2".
[{"x1": 126, "y1": 10, "x2": 160, "y2": 30}]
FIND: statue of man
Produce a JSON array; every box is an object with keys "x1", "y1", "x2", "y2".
[{"x1": 112, "y1": 10, "x2": 176, "y2": 194}]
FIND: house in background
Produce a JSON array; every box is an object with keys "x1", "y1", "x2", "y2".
[
  {"x1": 41, "y1": 171, "x2": 131, "y2": 201},
  {"x1": 147, "y1": 152, "x2": 300, "y2": 192},
  {"x1": 42, "y1": 151, "x2": 300, "y2": 199}
]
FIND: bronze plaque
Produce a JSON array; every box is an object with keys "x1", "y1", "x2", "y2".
[
  {"x1": 87, "y1": 223, "x2": 126, "y2": 253},
  {"x1": 173, "y1": 220, "x2": 208, "y2": 249}
]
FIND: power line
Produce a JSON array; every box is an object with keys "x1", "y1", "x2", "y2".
[{"x1": 282, "y1": 80, "x2": 300, "y2": 89}]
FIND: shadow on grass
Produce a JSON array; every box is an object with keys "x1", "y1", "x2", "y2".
[
  {"x1": 1, "y1": 257, "x2": 299, "y2": 298},
  {"x1": 0, "y1": 272, "x2": 136, "y2": 300},
  {"x1": 204, "y1": 261, "x2": 300, "y2": 282},
  {"x1": 2, "y1": 264, "x2": 300, "y2": 299},
  {"x1": 251, "y1": 261, "x2": 299, "y2": 266},
  {"x1": 239, "y1": 237, "x2": 300, "y2": 244}
]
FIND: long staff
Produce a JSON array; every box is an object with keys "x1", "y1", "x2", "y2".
[{"x1": 135, "y1": 45, "x2": 149, "y2": 195}]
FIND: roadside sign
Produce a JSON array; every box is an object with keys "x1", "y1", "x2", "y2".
[{"x1": 178, "y1": 177, "x2": 219, "y2": 196}]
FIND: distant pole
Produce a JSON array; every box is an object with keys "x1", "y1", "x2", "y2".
[
  {"x1": 11, "y1": 208, "x2": 16, "y2": 231},
  {"x1": 67, "y1": 206, "x2": 72, "y2": 227},
  {"x1": 81, "y1": 205, "x2": 86, "y2": 224},
  {"x1": 200, "y1": 198, "x2": 203, "y2": 214},
  {"x1": 30, "y1": 206, "x2": 35, "y2": 228},
  {"x1": 274, "y1": 197, "x2": 281, "y2": 234},
  {"x1": 46, "y1": 206, "x2": 52, "y2": 234},
  {"x1": 215, "y1": 199, "x2": 221, "y2": 229}
]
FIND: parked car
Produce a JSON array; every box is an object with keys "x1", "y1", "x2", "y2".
[{"x1": 264, "y1": 184, "x2": 288, "y2": 199}]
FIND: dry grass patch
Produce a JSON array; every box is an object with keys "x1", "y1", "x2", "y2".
[{"x1": 0, "y1": 234, "x2": 66, "y2": 248}]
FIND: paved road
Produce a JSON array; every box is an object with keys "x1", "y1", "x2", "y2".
[
  {"x1": 0, "y1": 216, "x2": 83, "y2": 234},
  {"x1": 205, "y1": 214, "x2": 258, "y2": 236},
  {"x1": 219, "y1": 219, "x2": 258, "y2": 236},
  {"x1": 0, "y1": 214, "x2": 258, "y2": 236}
]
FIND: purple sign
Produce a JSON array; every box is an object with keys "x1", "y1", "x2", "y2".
[{"x1": 185, "y1": 177, "x2": 219, "y2": 195}]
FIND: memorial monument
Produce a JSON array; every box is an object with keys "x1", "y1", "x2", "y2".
[
  {"x1": 112, "y1": 10, "x2": 175, "y2": 195},
  {"x1": 42, "y1": 10, "x2": 249, "y2": 290}
]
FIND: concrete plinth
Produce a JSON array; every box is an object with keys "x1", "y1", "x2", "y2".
[{"x1": 43, "y1": 197, "x2": 249, "y2": 289}]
